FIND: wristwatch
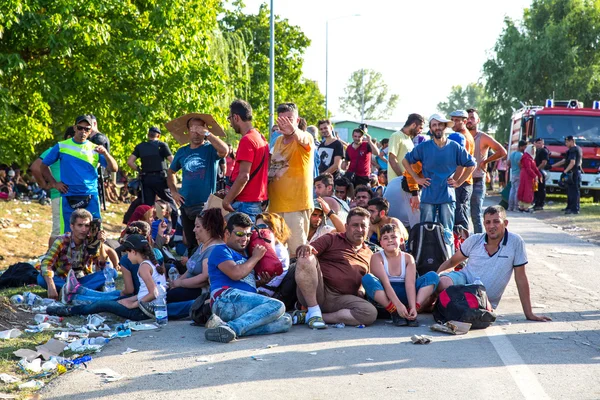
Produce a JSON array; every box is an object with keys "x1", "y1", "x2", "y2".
[
  {"x1": 327, "y1": 209, "x2": 336, "y2": 217},
  {"x1": 205, "y1": 131, "x2": 211, "y2": 137}
]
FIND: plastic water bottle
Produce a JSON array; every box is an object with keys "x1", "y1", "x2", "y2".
[
  {"x1": 154, "y1": 284, "x2": 168, "y2": 326},
  {"x1": 34, "y1": 314, "x2": 63, "y2": 324},
  {"x1": 473, "y1": 277, "x2": 483, "y2": 286},
  {"x1": 168, "y1": 266, "x2": 180, "y2": 282},
  {"x1": 10, "y1": 294, "x2": 24, "y2": 305},
  {"x1": 103, "y1": 261, "x2": 116, "y2": 292},
  {"x1": 23, "y1": 292, "x2": 44, "y2": 307}
]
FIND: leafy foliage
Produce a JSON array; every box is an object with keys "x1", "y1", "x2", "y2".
[
  {"x1": 339, "y1": 69, "x2": 398, "y2": 120},
  {"x1": 437, "y1": 83, "x2": 491, "y2": 131},
  {"x1": 220, "y1": 3, "x2": 325, "y2": 135},
  {"x1": 482, "y1": 0, "x2": 600, "y2": 142}
]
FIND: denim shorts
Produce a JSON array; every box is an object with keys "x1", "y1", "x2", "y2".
[
  {"x1": 440, "y1": 271, "x2": 468, "y2": 286},
  {"x1": 362, "y1": 271, "x2": 440, "y2": 306}
]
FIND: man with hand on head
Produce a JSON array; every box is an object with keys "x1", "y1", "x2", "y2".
[{"x1": 40, "y1": 115, "x2": 118, "y2": 233}]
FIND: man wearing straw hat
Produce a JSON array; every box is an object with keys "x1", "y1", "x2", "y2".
[{"x1": 167, "y1": 114, "x2": 228, "y2": 254}]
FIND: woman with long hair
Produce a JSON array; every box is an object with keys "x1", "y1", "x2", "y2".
[{"x1": 167, "y1": 208, "x2": 225, "y2": 303}]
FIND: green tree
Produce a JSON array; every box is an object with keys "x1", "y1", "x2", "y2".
[
  {"x1": 220, "y1": 3, "x2": 325, "y2": 135},
  {"x1": 482, "y1": 0, "x2": 600, "y2": 142},
  {"x1": 437, "y1": 83, "x2": 491, "y2": 129},
  {"x1": 339, "y1": 69, "x2": 399, "y2": 120},
  {"x1": 0, "y1": 0, "x2": 249, "y2": 166}
]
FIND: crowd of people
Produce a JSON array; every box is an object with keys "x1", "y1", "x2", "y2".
[{"x1": 18, "y1": 99, "x2": 555, "y2": 345}]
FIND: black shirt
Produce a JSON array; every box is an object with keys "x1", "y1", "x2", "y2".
[
  {"x1": 133, "y1": 140, "x2": 173, "y2": 173},
  {"x1": 317, "y1": 139, "x2": 344, "y2": 174},
  {"x1": 535, "y1": 146, "x2": 549, "y2": 168},
  {"x1": 566, "y1": 145, "x2": 583, "y2": 171}
]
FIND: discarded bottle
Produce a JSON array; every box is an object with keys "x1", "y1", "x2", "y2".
[
  {"x1": 473, "y1": 277, "x2": 483, "y2": 286},
  {"x1": 71, "y1": 355, "x2": 93, "y2": 365},
  {"x1": 154, "y1": 284, "x2": 168, "y2": 326},
  {"x1": 34, "y1": 314, "x2": 63, "y2": 324},
  {"x1": 68, "y1": 337, "x2": 109, "y2": 350},
  {"x1": 23, "y1": 292, "x2": 44, "y2": 307},
  {"x1": 168, "y1": 266, "x2": 180, "y2": 282},
  {"x1": 103, "y1": 261, "x2": 116, "y2": 292},
  {"x1": 10, "y1": 294, "x2": 24, "y2": 305}
]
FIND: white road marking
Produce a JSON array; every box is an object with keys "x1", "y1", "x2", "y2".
[{"x1": 486, "y1": 326, "x2": 550, "y2": 400}]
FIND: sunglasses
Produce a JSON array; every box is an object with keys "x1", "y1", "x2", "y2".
[
  {"x1": 254, "y1": 223, "x2": 269, "y2": 230},
  {"x1": 76, "y1": 125, "x2": 92, "y2": 131},
  {"x1": 233, "y1": 231, "x2": 252, "y2": 238}
]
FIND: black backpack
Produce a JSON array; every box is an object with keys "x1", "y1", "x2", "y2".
[
  {"x1": 407, "y1": 222, "x2": 449, "y2": 276},
  {"x1": 433, "y1": 284, "x2": 497, "y2": 329},
  {"x1": 189, "y1": 292, "x2": 212, "y2": 326},
  {"x1": 0, "y1": 262, "x2": 39, "y2": 289}
]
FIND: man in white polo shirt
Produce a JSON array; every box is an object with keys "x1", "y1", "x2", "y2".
[{"x1": 437, "y1": 205, "x2": 551, "y2": 322}]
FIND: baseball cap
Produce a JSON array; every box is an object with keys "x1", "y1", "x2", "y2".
[
  {"x1": 116, "y1": 234, "x2": 149, "y2": 253},
  {"x1": 149, "y1": 126, "x2": 161, "y2": 135},
  {"x1": 313, "y1": 199, "x2": 323, "y2": 211},
  {"x1": 449, "y1": 110, "x2": 469, "y2": 118},
  {"x1": 428, "y1": 113, "x2": 455, "y2": 128},
  {"x1": 75, "y1": 115, "x2": 93, "y2": 125}
]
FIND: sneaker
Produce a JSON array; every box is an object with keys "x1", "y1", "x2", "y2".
[
  {"x1": 392, "y1": 313, "x2": 408, "y2": 326},
  {"x1": 406, "y1": 318, "x2": 419, "y2": 327},
  {"x1": 205, "y1": 314, "x2": 226, "y2": 329},
  {"x1": 205, "y1": 325, "x2": 236, "y2": 343},
  {"x1": 47, "y1": 305, "x2": 72, "y2": 317},
  {"x1": 61, "y1": 270, "x2": 80, "y2": 304},
  {"x1": 138, "y1": 301, "x2": 156, "y2": 319}
]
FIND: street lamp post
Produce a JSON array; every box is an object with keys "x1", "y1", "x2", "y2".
[
  {"x1": 269, "y1": 0, "x2": 275, "y2": 132},
  {"x1": 325, "y1": 14, "x2": 360, "y2": 118}
]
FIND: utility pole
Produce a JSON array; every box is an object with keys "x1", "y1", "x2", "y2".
[
  {"x1": 360, "y1": 68, "x2": 365, "y2": 122},
  {"x1": 269, "y1": 0, "x2": 275, "y2": 132}
]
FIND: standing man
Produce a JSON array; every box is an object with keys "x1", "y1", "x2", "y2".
[
  {"x1": 316, "y1": 119, "x2": 344, "y2": 178},
  {"x1": 222, "y1": 100, "x2": 269, "y2": 221},
  {"x1": 532, "y1": 138, "x2": 550, "y2": 211},
  {"x1": 128, "y1": 127, "x2": 178, "y2": 222},
  {"x1": 41, "y1": 115, "x2": 118, "y2": 233},
  {"x1": 450, "y1": 110, "x2": 475, "y2": 231},
  {"x1": 168, "y1": 117, "x2": 228, "y2": 254},
  {"x1": 387, "y1": 113, "x2": 425, "y2": 182},
  {"x1": 268, "y1": 102, "x2": 315, "y2": 257},
  {"x1": 88, "y1": 115, "x2": 110, "y2": 152},
  {"x1": 402, "y1": 114, "x2": 476, "y2": 252},
  {"x1": 466, "y1": 108, "x2": 507, "y2": 232},
  {"x1": 553, "y1": 136, "x2": 583, "y2": 214},
  {"x1": 345, "y1": 127, "x2": 380, "y2": 188},
  {"x1": 507, "y1": 140, "x2": 527, "y2": 212}
]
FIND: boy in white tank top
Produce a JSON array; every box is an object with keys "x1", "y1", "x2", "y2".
[{"x1": 362, "y1": 224, "x2": 439, "y2": 326}]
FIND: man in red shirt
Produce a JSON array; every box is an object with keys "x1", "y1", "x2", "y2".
[
  {"x1": 345, "y1": 126, "x2": 379, "y2": 188},
  {"x1": 222, "y1": 100, "x2": 269, "y2": 221}
]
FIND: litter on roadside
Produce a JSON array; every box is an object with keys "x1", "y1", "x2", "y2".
[
  {"x1": 0, "y1": 373, "x2": 20, "y2": 383},
  {"x1": 250, "y1": 355, "x2": 265, "y2": 361},
  {"x1": 411, "y1": 335, "x2": 433, "y2": 345},
  {"x1": 18, "y1": 380, "x2": 45, "y2": 390},
  {"x1": 14, "y1": 339, "x2": 66, "y2": 362},
  {"x1": 18, "y1": 358, "x2": 42, "y2": 373},
  {"x1": 430, "y1": 321, "x2": 472, "y2": 335},
  {"x1": 0, "y1": 329, "x2": 22, "y2": 340},
  {"x1": 265, "y1": 344, "x2": 278, "y2": 349},
  {"x1": 91, "y1": 368, "x2": 126, "y2": 382},
  {"x1": 129, "y1": 322, "x2": 158, "y2": 331},
  {"x1": 121, "y1": 348, "x2": 138, "y2": 355}
]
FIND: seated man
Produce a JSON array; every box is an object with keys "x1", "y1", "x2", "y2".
[
  {"x1": 307, "y1": 199, "x2": 345, "y2": 243},
  {"x1": 205, "y1": 212, "x2": 292, "y2": 343},
  {"x1": 366, "y1": 197, "x2": 409, "y2": 247},
  {"x1": 437, "y1": 205, "x2": 551, "y2": 322},
  {"x1": 295, "y1": 208, "x2": 377, "y2": 328},
  {"x1": 36, "y1": 209, "x2": 110, "y2": 300},
  {"x1": 314, "y1": 173, "x2": 350, "y2": 224}
]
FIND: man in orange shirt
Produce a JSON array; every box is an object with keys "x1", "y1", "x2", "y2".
[
  {"x1": 268, "y1": 103, "x2": 315, "y2": 257},
  {"x1": 450, "y1": 110, "x2": 474, "y2": 231}
]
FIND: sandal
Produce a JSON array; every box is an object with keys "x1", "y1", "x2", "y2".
[
  {"x1": 292, "y1": 310, "x2": 306, "y2": 325},
  {"x1": 307, "y1": 316, "x2": 327, "y2": 329}
]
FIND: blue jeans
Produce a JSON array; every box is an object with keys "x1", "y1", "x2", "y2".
[
  {"x1": 362, "y1": 272, "x2": 440, "y2": 306},
  {"x1": 454, "y1": 183, "x2": 472, "y2": 231},
  {"x1": 71, "y1": 285, "x2": 121, "y2": 303},
  {"x1": 231, "y1": 201, "x2": 263, "y2": 222},
  {"x1": 508, "y1": 176, "x2": 520, "y2": 210},
  {"x1": 441, "y1": 271, "x2": 468, "y2": 285},
  {"x1": 66, "y1": 299, "x2": 193, "y2": 320},
  {"x1": 37, "y1": 270, "x2": 107, "y2": 292},
  {"x1": 420, "y1": 202, "x2": 456, "y2": 249},
  {"x1": 470, "y1": 179, "x2": 486, "y2": 234},
  {"x1": 212, "y1": 288, "x2": 292, "y2": 337}
]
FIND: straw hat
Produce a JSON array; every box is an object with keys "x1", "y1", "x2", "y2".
[{"x1": 165, "y1": 113, "x2": 226, "y2": 145}]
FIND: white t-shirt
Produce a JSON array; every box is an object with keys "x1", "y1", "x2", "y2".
[
  {"x1": 137, "y1": 260, "x2": 167, "y2": 302},
  {"x1": 459, "y1": 231, "x2": 528, "y2": 308}
]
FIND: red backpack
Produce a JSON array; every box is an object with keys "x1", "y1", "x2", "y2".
[
  {"x1": 247, "y1": 228, "x2": 283, "y2": 277},
  {"x1": 433, "y1": 284, "x2": 497, "y2": 329}
]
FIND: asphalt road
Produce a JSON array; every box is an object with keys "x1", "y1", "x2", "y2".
[{"x1": 41, "y1": 210, "x2": 600, "y2": 400}]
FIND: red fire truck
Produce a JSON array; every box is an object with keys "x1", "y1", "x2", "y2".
[{"x1": 509, "y1": 99, "x2": 600, "y2": 202}]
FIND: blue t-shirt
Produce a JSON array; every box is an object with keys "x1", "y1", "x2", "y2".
[
  {"x1": 405, "y1": 139, "x2": 475, "y2": 204},
  {"x1": 269, "y1": 131, "x2": 282, "y2": 151},
  {"x1": 42, "y1": 139, "x2": 107, "y2": 196},
  {"x1": 509, "y1": 151, "x2": 523, "y2": 177},
  {"x1": 120, "y1": 248, "x2": 164, "y2": 294},
  {"x1": 208, "y1": 244, "x2": 256, "y2": 294},
  {"x1": 170, "y1": 143, "x2": 219, "y2": 206},
  {"x1": 448, "y1": 132, "x2": 466, "y2": 148}
]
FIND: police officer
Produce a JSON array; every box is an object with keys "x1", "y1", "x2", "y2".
[
  {"x1": 127, "y1": 127, "x2": 178, "y2": 221},
  {"x1": 554, "y1": 135, "x2": 583, "y2": 214}
]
